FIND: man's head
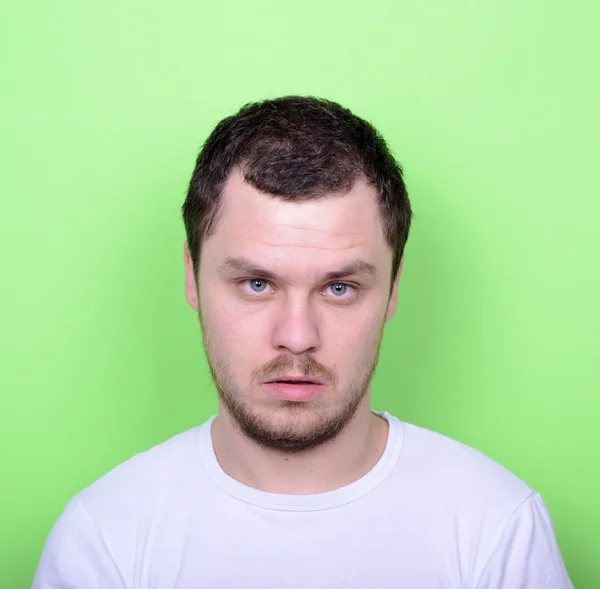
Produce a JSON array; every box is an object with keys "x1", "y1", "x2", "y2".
[{"x1": 182, "y1": 96, "x2": 412, "y2": 453}]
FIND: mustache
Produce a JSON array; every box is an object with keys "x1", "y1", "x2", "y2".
[{"x1": 252, "y1": 354, "x2": 337, "y2": 385}]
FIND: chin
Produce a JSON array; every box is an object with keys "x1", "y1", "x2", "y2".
[{"x1": 231, "y1": 399, "x2": 361, "y2": 454}]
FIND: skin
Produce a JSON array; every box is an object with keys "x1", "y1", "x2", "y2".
[{"x1": 184, "y1": 168, "x2": 403, "y2": 494}]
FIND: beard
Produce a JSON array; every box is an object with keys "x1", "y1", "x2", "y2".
[{"x1": 199, "y1": 311, "x2": 385, "y2": 454}]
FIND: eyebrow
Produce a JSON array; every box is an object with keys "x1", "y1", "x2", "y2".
[{"x1": 217, "y1": 256, "x2": 378, "y2": 284}]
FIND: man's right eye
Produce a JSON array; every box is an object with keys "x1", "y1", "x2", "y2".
[{"x1": 240, "y1": 279, "x2": 272, "y2": 295}]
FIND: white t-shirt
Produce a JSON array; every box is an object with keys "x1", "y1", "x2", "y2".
[{"x1": 32, "y1": 411, "x2": 574, "y2": 588}]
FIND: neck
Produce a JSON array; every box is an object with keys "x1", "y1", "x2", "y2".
[{"x1": 210, "y1": 398, "x2": 389, "y2": 495}]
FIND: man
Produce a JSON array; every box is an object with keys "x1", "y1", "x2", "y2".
[{"x1": 33, "y1": 96, "x2": 573, "y2": 588}]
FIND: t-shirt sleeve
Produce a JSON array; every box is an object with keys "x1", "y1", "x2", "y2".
[
  {"x1": 31, "y1": 496, "x2": 127, "y2": 589},
  {"x1": 474, "y1": 492, "x2": 574, "y2": 589}
]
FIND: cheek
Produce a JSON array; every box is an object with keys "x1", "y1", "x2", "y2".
[
  {"x1": 200, "y1": 289, "x2": 269, "y2": 359},
  {"x1": 321, "y1": 305, "x2": 385, "y2": 360}
]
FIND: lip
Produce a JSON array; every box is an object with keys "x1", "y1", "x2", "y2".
[
  {"x1": 263, "y1": 375, "x2": 325, "y2": 386},
  {"x1": 262, "y1": 378, "x2": 325, "y2": 402}
]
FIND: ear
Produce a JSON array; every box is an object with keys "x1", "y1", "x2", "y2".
[
  {"x1": 385, "y1": 256, "x2": 404, "y2": 322},
  {"x1": 184, "y1": 241, "x2": 199, "y2": 311}
]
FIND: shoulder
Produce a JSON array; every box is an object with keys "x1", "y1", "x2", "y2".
[
  {"x1": 76, "y1": 420, "x2": 211, "y2": 519},
  {"x1": 385, "y1": 414, "x2": 559, "y2": 583},
  {"x1": 473, "y1": 491, "x2": 574, "y2": 587},
  {"x1": 33, "y1": 423, "x2": 211, "y2": 588},
  {"x1": 388, "y1": 414, "x2": 534, "y2": 516},
  {"x1": 390, "y1": 420, "x2": 574, "y2": 588}
]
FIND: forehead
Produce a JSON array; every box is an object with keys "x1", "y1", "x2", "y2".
[{"x1": 202, "y1": 169, "x2": 391, "y2": 276}]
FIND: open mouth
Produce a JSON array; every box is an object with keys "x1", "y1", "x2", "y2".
[{"x1": 263, "y1": 379, "x2": 325, "y2": 402}]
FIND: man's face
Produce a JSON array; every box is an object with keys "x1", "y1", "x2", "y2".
[{"x1": 185, "y1": 169, "x2": 401, "y2": 453}]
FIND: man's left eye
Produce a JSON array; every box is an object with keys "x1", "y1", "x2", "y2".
[
  {"x1": 327, "y1": 283, "x2": 351, "y2": 297},
  {"x1": 249, "y1": 279, "x2": 268, "y2": 293}
]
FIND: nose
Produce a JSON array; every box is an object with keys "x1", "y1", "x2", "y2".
[{"x1": 271, "y1": 296, "x2": 320, "y2": 355}]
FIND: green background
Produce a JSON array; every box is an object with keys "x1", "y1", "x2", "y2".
[{"x1": 1, "y1": 0, "x2": 598, "y2": 586}]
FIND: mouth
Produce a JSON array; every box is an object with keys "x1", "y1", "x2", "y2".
[
  {"x1": 269, "y1": 379, "x2": 321, "y2": 385},
  {"x1": 262, "y1": 377, "x2": 325, "y2": 402},
  {"x1": 264, "y1": 375, "x2": 325, "y2": 385}
]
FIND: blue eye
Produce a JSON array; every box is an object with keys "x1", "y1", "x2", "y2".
[
  {"x1": 329, "y1": 283, "x2": 349, "y2": 296},
  {"x1": 249, "y1": 279, "x2": 268, "y2": 292}
]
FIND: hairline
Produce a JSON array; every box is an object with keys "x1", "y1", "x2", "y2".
[{"x1": 193, "y1": 170, "x2": 399, "y2": 283}]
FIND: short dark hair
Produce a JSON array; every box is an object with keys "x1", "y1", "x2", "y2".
[{"x1": 182, "y1": 96, "x2": 412, "y2": 284}]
